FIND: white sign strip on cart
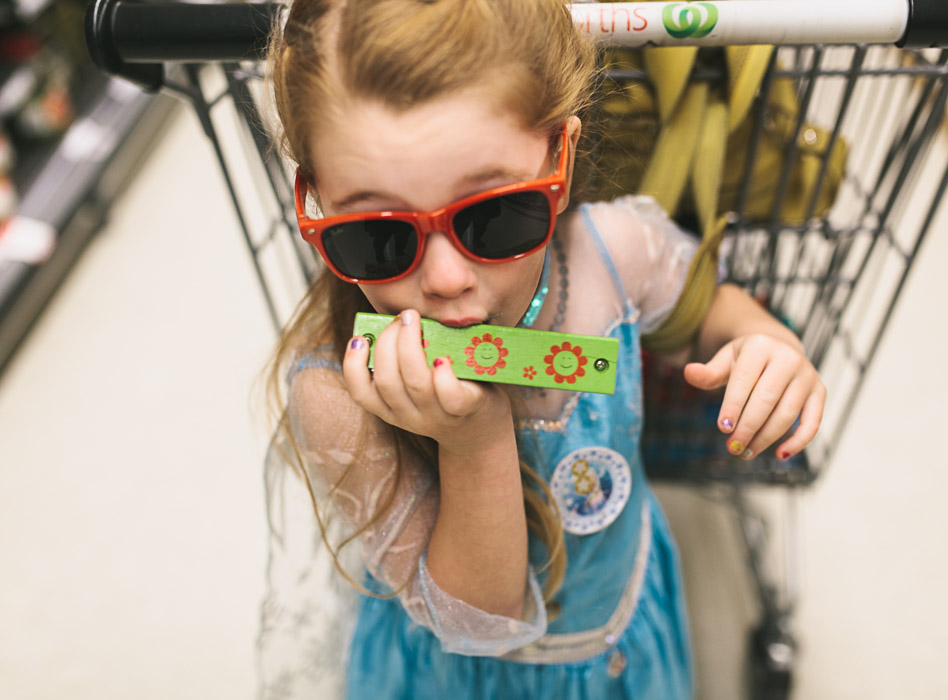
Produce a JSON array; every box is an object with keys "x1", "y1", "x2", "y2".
[{"x1": 569, "y1": 1, "x2": 908, "y2": 47}]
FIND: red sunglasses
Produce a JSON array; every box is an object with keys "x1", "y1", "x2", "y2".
[{"x1": 295, "y1": 126, "x2": 570, "y2": 284}]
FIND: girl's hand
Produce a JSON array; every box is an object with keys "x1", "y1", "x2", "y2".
[
  {"x1": 682, "y1": 333, "x2": 825, "y2": 460},
  {"x1": 342, "y1": 309, "x2": 513, "y2": 457}
]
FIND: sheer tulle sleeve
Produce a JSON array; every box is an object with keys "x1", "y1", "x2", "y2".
[
  {"x1": 284, "y1": 352, "x2": 546, "y2": 656},
  {"x1": 258, "y1": 436, "x2": 360, "y2": 700},
  {"x1": 581, "y1": 195, "x2": 699, "y2": 333}
]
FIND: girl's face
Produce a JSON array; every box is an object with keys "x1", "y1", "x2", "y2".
[{"x1": 310, "y1": 89, "x2": 579, "y2": 328}]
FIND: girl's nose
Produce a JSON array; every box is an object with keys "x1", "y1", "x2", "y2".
[{"x1": 417, "y1": 232, "x2": 476, "y2": 298}]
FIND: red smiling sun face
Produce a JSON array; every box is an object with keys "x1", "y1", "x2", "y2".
[
  {"x1": 465, "y1": 333, "x2": 508, "y2": 375},
  {"x1": 544, "y1": 341, "x2": 587, "y2": 384}
]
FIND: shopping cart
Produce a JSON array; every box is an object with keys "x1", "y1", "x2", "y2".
[{"x1": 84, "y1": 2, "x2": 948, "y2": 697}]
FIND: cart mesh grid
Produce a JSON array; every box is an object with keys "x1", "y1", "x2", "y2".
[{"x1": 164, "y1": 45, "x2": 947, "y2": 486}]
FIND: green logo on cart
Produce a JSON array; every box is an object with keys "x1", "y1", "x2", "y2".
[{"x1": 662, "y1": 2, "x2": 718, "y2": 39}]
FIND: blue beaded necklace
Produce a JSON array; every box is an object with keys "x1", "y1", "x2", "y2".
[
  {"x1": 517, "y1": 237, "x2": 567, "y2": 331},
  {"x1": 518, "y1": 248, "x2": 551, "y2": 328}
]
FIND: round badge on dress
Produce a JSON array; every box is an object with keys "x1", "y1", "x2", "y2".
[{"x1": 550, "y1": 447, "x2": 633, "y2": 535}]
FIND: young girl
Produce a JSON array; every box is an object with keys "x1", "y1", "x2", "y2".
[{"x1": 263, "y1": 0, "x2": 825, "y2": 697}]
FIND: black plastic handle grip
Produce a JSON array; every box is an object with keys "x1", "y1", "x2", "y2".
[
  {"x1": 899, "y1": 0, "x2": 948, "y2": 47},
  {"x1": 84, "y1": 0, "x2": 281, "y2": 90}
]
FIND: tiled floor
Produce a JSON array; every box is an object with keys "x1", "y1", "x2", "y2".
[{"x1": 1, "y1": 101, "x2": 947, "y2": 700}]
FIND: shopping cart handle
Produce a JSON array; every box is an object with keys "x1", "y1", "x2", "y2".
[
  {"x1": 85, "y1": 0, "x2": 946, "y2": 91},
  {"x1": 84, "y1": 0, "x2": 281, "y2": 91}
]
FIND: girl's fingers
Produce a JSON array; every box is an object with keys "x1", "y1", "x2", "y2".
[
  {"x1": 395, "y1": 310, "x2": 438, "y2": 409},
  {"x1": 346, "y1": 313, "x2": 509, "y2": 444},
  {"x1": 724, "y1": 362, "x2": 797, "y2": 455},
  {"x1": 683, "y1": 344, "x2": 734, "y2": 392},
  {"x1": 366, "y1": 314, "x2": 419, "y2": 417},
  {"x1": 737, "y1": 376, "x2": 811, "y2": 458},
  {"x1": 431, "y1": 356, "x2": 481, "y2": 416},
  {"x1": 349, "y1": 310, "x2": 463, "y2": 428},
  {"x1": 691, "y1": 333, "x2": 824, "y2": 460},
  {"x1": 774, "y1": 383, "x2": 826, "y2": 460},
  {"x1": 342, "y1": 336, "x2": 372, "y2": 391},
  {"x1": 715, "y1": 341, "x2": 768, "y2": 435},
  {"x1": 342, "y1": 335, "x2": 395, "y2": 421}
]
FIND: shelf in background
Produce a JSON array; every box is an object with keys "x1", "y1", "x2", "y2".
[
  {"x1": 0, "y1": 75, "x2": 176, "y2": 376},
  {"x1": 5, "y1": 0, "x2": 55, "y2": 25}
]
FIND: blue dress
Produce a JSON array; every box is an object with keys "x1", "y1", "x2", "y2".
[{"x1": 343, "y1": 201, "x2": 695, "y2": 699}]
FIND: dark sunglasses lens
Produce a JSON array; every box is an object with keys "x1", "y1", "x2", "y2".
[
  {"x1": 452, "y1": 191, "x2": 551, "y2": 259},
  {"x1": 321, "y1": 220, "x2": 418, "y2": 280}
]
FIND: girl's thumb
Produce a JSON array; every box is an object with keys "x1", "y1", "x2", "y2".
[{"x1": 682, "y1": 345, "x2": 732, "y2": 390}]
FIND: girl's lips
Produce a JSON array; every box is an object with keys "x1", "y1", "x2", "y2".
[{"x1": 439, "y1": 318, "x2": 485, "y2": 328}]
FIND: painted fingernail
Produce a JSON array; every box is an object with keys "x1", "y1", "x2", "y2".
[
  {"x1": 741, "y1": 449, "x2": 755, "y2": 460},
  {"x1": 350, "y1": 337, "x2": 365, "y2": 350},
  {"x1": 433, "y1": 357, "x2": 444, "y2": 368},
  {"x1": 720, "y1": 418, "x2": 734, "y2": 431},
  {"x1": 729, "y1": 440, "x2": 745, "y2": 454},
  {"x1": 779, "y1": 450, "x2": 791, "y2": 460}
]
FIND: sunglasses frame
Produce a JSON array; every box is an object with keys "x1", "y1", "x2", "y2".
[{"x1": 295, "y1": 125, "x2": 570, "y2": 284}]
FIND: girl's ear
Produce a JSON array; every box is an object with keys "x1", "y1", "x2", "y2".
[{"x1": 557, "y1": 115, "x2": 583, "y2": 214}]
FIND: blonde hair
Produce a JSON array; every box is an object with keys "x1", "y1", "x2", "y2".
[{"x1": 266, "y1": 0, "x2": 597, "y2": 608}]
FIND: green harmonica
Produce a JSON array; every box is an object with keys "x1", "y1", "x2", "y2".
[{"x1": 353, "y1": 313, "x2": 619, "y2": 394}]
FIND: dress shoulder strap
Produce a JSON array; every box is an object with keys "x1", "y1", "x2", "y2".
[{"x1": 578, "y1": 203, "x2": 636, "y2": 319}]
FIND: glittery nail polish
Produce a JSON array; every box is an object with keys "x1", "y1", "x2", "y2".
[
  {"x1": 720, "y1": 418, "x2": 734, "y2": 431},
  {"x1": 729, "y1": 440, "x2": 744, "y2": 454},
  {"x1": 741, "y1": 449, "x2": 755, "y2": 460},
  {"x1": 350, "y1": 338, "x2": 365, "y2": 350}
]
